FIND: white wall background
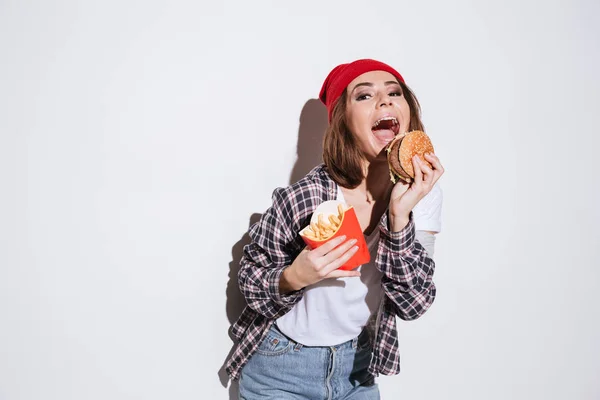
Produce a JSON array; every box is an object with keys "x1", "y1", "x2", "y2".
[{"x1": 1, "y1": 0, "x2": 599, "y2": 399}]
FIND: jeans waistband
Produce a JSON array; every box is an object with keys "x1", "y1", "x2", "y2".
[{"x1": 271, "y1": 322, "x2": 365, "y2": 351}]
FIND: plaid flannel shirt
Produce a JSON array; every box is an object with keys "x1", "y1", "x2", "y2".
[{"x1": 225, "y1": 164, "x2": 436, "y2": 381}]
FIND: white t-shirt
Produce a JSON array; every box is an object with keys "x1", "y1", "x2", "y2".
[
  {"x1": 413, "y1": 182, "x2": 443, "y2": 233},
  {"x1": 275, "y1": 183, "x2": 442, "y2": 346}
]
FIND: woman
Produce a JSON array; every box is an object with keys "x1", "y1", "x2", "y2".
[{"x1": 226, "y1": 59, "x2": 444, "y2": 399}]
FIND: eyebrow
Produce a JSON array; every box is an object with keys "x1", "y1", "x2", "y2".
[{"x1": 351, "y1": 81, "x2": 401, "y2": 93}]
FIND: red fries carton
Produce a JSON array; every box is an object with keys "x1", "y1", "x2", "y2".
[{"x1": 299, "y1": 200, "x2": 371, "y2": 271}]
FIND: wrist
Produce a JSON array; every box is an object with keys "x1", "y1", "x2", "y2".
[
  {"x1": 281, "y1": 266, "x2": 303, "y2": 294},
  {"x1": 389, "y1": 211, "x2": 410, "y2": 233}
]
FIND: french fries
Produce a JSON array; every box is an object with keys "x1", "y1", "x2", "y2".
[{"x1": 302, "y1": 204, "x2": 349, "y2": 241}]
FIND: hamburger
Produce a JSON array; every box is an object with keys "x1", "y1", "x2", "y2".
[{"x1": 386, "y1": 130, "x2": 435, "y2": 184}]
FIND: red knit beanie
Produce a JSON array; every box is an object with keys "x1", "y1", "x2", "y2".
[{"x1": 319, "y1": 59, "x2": 405, "y2": 121}]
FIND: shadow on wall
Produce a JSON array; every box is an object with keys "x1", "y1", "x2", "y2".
[
  {"x1": 288, "y1": 98, "x2": 328, "y2": 185},
  {"x1": 217, "y1": 212, "x2": 261, "y2": 400},
  {"x1": 218, "y1": 99, "x2": 328, "y2": 399}
]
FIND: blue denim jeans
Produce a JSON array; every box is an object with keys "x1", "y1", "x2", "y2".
[{"x1": 239, "y1": 324, "x2": 379, "y2": 400}]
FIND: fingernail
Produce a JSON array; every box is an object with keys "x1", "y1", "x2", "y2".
[
  {"x1": 339, "y1": 235, "x2": 346, "y2": 241},
  {"x1": 352, "y1": 245, "x2": 359, "y2": 251},
  {"x1": 350, "y1": 239, "x2": 357, "y2": 245}
]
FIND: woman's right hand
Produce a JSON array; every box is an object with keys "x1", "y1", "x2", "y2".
[{"x1": 281, "y1": 236, "x2": 361, "y2": 293}]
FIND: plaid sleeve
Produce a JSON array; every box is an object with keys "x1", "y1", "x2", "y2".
[
  {"x1": 237, "y1": 187, "x2": 305, "y2": 320},
  {"x1": 376, "y1": 211, "x2": 437, "y2": 321}
]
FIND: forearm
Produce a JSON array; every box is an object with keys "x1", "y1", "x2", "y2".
[
  {"x1": 383, "y1": 278, "x2": 436, "y2": 320},
  {"x1": 378, "y1": 239, "x2": 436, "y2": 320},
  {"x1": 390, "y1": 214, "x2": 410, "y2": 233},
  {"x1": 378, "y1": 212, "x2": 435, "y2": 285},
  {"x1": 238, "y1": 248, "x2": 304, "y2": 319},
  {"x1": 377, "y1": 212, "x2": 437, "y2": 318}
]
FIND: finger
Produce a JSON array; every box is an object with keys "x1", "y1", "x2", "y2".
[
  {"x1": 321, "y1": 244, "x2": 359, "y2": 275},
  {"x1": 320, "y1": 238, "x2": 358, "y2": 266},
  {"x1": 325, "y1": 269, "x2": 361, "y2": 279},
  {"x1": 390, "y1": 178, "x2": 409, "y2": 199},
  {"x1": 424, "y1": 153, "x2": 444, "y2": 184},
  {"x1": 423, "y1": 152, "x2": 437, "y2": 164},
  {"x1": 311, "y1": 235, "x2": 347, "y2": 256},
  {"x1": 412, "y1": 155, "x2": 424, "y2": 186},
  {"x1": 424, "y1": 153, "x2": 445, "y2": 174},
  {"x1": 418, "y1": 156, "x2": 434, "y2": 183}
]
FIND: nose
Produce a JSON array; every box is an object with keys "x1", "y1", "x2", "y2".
[{"x1": 378, "y1": 93, "x2": 393, "y2": 108}]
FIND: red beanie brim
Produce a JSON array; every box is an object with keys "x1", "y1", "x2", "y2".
[{"x1": 319, "y1": 59, "x2": 405, "y2": 121}]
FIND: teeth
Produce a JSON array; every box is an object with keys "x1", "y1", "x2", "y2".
[{"x1": 373, "y1": 117, "x2": 398, "y2": 128}]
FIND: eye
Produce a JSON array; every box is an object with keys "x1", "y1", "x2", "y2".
[
  {"x1": 389, "y1": 91, "x2": 403, "y2": 97},
  {"x1": 356, "y1": 93, "x2": 371, "y2": 101}
]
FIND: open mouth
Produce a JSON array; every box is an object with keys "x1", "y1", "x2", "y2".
[{"x1": 371, "y1": 116, "x2": 400, "y2": 141}]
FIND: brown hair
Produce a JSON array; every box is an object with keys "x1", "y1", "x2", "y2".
[{"x1": 322, "y1": 81, "x2": 424, "y2": 188}]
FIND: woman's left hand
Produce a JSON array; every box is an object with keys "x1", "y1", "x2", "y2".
[{"x1": 389, "y1": 153, "x2": 445, "y2": 232}]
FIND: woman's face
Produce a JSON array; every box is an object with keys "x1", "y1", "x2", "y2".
[{"x1": 345, "y1": 70, "x2": 411, "y2": 162}]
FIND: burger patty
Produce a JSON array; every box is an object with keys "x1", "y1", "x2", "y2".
[{"x1": 387, "y1": 136, "x2": 412, "y2": 183}]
